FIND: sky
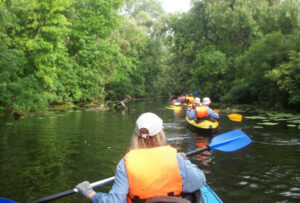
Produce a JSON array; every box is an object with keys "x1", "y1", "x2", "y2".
[{"x1": 161, "y1": 0, "x2": 191, "y2": 13}]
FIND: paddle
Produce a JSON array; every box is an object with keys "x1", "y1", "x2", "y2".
[
  {"x1": 29, "y1": 177, "x2": 115, "y2": 203},
  {"x1": 227, "y1": 113, "x2": 243, "y2": 122},
  {"x1": 213, "y1": 109, "x2": 221, "y2": 114},
  {"x1": 186, "y1": 129, "x2": 251, "y2": 156},
  {"x1": 13, "y1": 130, "x2": 251, "y2": 203},
  {"x1": 213, "y1": 109, "x2": 243, "y2": 122}
]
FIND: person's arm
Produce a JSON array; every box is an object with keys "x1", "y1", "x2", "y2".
[
  {"x1": 187, "y1": 109, "x2": 196, "y2": 120},
  {"x1": 208, "y1": 108, "x2": 219, "y2": 119},
  {"x1": 76, "y1": 159, "x2": 129, "y2": 203},
  {"x1": 91, "y1": 159, "x2": 129, "y2": 203},
  {"x1": 177, "y1": 155, "x2": 206, "y2": 193}
]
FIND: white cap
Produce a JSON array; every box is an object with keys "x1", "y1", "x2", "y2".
[
  {"x1": 136, "y1": 112, "x2": 163, "y2": 138},
  {"x1": 202, "y1": 97, "x2": 211, "y2": 105},
  {"x1": 194, "y1": 97, "x2": 201, "y2": 104}
]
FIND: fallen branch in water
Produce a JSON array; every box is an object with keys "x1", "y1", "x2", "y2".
[{"x1": 114, "y1": 95, "x2": 131, "y2": 110}]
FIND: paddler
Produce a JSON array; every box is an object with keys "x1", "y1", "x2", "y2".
[
  {"x1": 195, "y1": 97, "x2": 219, "y2": 122},
  {"x1": 75, "y1": 112, "x2": 207, "y2": 203},
  {"x1": 187, "y1": 97, "x2": 201, "y2": 120}
]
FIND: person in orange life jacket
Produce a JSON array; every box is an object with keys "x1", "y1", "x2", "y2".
[
  {"x1": 75, "y1": 112, "x2": 207, "y2": 203},
  {"x1": 187, "y1": 97, "x2": 201, "y2": 120},
  {"x1": 195, "y1": 97, "x2": 219, "y2": 121}
]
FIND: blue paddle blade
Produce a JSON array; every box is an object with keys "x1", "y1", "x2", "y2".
[
  {"x1": 209, "y1": 129, "x2": 251, "y2": 152},
  {"x1": 0, "y1": 198, "x2": 17, "y2": 203}
]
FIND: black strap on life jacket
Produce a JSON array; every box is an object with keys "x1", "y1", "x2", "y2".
[
  {"x1": 131, "y1": 190, "x2": 203, "y2": 203},
  {"x1": 131, "y1": 192, "x2": 180, "y2": 203},
  {"x1": 181, "y1": 190, "x2": 204, "y2": 203}
]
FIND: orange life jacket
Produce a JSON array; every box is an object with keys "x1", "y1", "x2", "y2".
[
  {"x1": 196, "y1": 106, "x2": 209, "y2": 119},
  {"x1": 124, "y1": 146, "x2": 183, "y2": 202}
]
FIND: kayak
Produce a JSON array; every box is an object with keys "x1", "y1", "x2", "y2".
[
  {"x1": 182, "y1": 103, "x2": 192, "y2": 107},
  {"x1": 200, "y1": 185, "x2": 223, "y2": 203},
  {"x1": 183, "y1": 186, "x2": 223, "y2": 203},
  {"x1": 0, "y1": 198, "x2": 16, "y2": 203},
  {"x1": 166, "y1": 105, "x2": 182, "y2": 110},
  {"x1": 166, "y1": 104, "x2": 192, "y2": 111},
  {"x1": 185, "y1": 116, "x2": 219, "y2": 133},
  {"x1": 173, "y1": 101, "x2": 181, "y2": 106}
]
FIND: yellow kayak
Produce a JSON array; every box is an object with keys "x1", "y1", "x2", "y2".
[
  {"x1": 173, "y1": 101, "x2": 181, "y2": 106},
  {"x1": 166, "y1": 105, "x2": 182, "y2": 110},
  {"x1": 185, "y1": 116, "x2": 219, "y2": 131},
  {"x1": 182, "y1": 103, "x2": 192, "y2": 107},
  {"x1": 166, "y1": 103, "x2": 192, "y2": 111}
]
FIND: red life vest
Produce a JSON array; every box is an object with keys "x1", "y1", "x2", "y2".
[
  {"x1": 124, "y1": 146, "x2": 182, "y2": 202},
  {"x1": 196, "y1": 107, "x2": 209, "y2": 119}
]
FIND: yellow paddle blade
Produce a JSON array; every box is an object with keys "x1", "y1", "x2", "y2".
[
  {"x1": 214, "y1": 109, "x2": 221, "y2": 114},
  {"x1": 228, "y1": 113, "x2": 243, "y2": 122}
]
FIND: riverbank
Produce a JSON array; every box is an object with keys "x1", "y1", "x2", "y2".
[{"x1": 0, "y1": 96, "x2": 163, "y2": 119}]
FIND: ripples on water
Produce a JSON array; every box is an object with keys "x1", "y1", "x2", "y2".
[
  {"x1": 0, "y1": 101, "x2": 299, "y2": 202},
  {"x1": 163, "y1": 104, "x2": 300, "y2": 202}
]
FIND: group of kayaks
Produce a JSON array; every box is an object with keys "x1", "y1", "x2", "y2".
[{"x1": 165, "y1": 95, "x2": 246, "y2": 203}]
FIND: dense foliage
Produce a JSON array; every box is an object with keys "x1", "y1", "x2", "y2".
[
  {"x1": 0, "y1": 0, "x2": 299, "y2": 113},
  {"x1": 168, "y1": 0, "x2": 300, "y2": 109},
  {"x1": 0, "y1": 0, "x2": 169, "y2": 112}
]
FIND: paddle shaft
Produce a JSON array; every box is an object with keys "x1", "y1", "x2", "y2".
[
  {"x1": 30, "y1": 177, "x2": 115, "y2": 203},
  {"x1": 186, "y1": 146, "x2": 210, "y2": 157},
  {"x1": 30, "y1": 146, "x2": 211, "y2": 203},
  {"x1": 30, "y1": 189, "x2": 74, "y2": 203}
]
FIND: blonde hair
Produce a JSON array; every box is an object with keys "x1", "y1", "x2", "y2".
[{"x1": 130, "y1": 126, "x2": 166, "y2": 149}]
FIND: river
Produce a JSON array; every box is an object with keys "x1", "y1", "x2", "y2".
[{"x1": 0, "y1": 98, "x2": 299, "y2": 202}]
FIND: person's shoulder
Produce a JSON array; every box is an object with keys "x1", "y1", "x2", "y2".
[
  {"x1": 117, "y1": 158, "x2": 126, "y2": 167},
  {"x1": 176, "y1": 154, "x2": 185, "y2": 166}
]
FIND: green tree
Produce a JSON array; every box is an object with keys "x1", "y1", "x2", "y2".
[
  {"x1": 0, "y1": 0, "x2": 71, "y2": 111},
  {"x1": 191, "y1": 46, "x2": 229, "y2": 99},
  {"x1": 168, "y1": 0, "x2": 300, "y2": 108},
  {"x1": 226, "y1": 32, "x2": 300, "y2": 107},
  {"x1": 265, "y1": 50, "x2": 300, "y2": 106}
]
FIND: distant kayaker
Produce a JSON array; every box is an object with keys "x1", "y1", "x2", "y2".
[
  {"x1": 187, "y1": 97, "x2": 201, "y2": 120},
  {"x1": 197, "y1": 97, "x2": 219, "y2": 121},
  {"x1": 187, "y1": 94, "x2": 195, "y2": 104},
  {"x1": 188, "y1": 97, "x2": 219, "y2": 121},
  {"x1": 75, "y1": 112, "x2": 207, "y2": 203}
]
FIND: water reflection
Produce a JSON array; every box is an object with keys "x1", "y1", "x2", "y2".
[
  {"x1": 192, "y1": 133, "x2": 211, "y2": 165},
  {"x1": 172, "y1": 109, "x2": 185, "y2": 120},
  {"x1": 1, "y1": 100, "x2": 300, "y2": 202}
]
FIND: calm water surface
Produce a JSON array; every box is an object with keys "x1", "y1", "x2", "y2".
[{"x1": 0, "y1": 99, "x2": 299, "y2": 202}]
